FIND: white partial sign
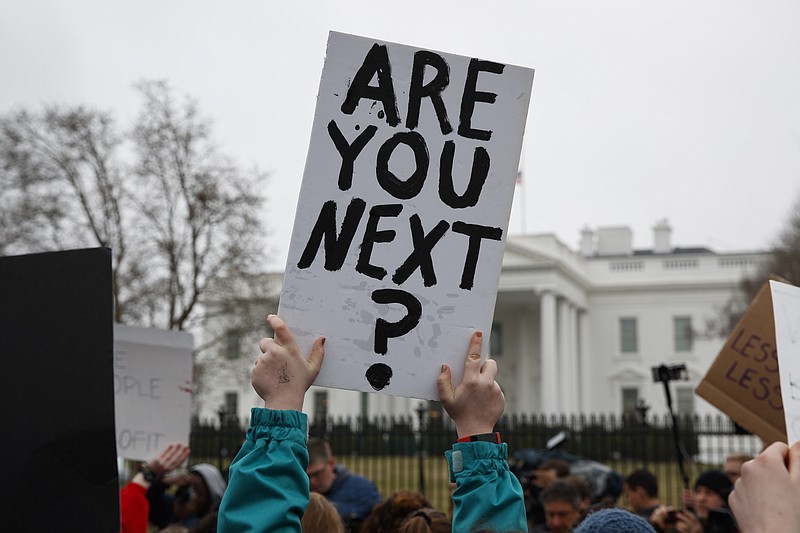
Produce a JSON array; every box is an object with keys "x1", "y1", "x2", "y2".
[
  {"x1": 279, "y1": 32, "x2": 534, "y2": 399},
  {"x1": 114, "y1": 324, "x2": 193, "y2": 461},
  {"x1": 771, "y1": 280, "x2": 800, "y2": 445}
]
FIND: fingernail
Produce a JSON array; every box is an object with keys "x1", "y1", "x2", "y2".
[
  {"x1": 321, "y1": 337, "x2": 326, "y2": 346},
  {"x1": 476, "y1": 331, "x2": 483, "y2": 339},
  {"x1": 441, "y1": 364, "x2": 446, "y2": 372}
]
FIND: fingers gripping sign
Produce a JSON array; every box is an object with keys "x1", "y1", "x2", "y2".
[
  {"x1": 252, "y1": 314, "x2": 326, "y2": 412},
  {"x1": 437, "y1": 331, "x2": 505, "y2": 439}
]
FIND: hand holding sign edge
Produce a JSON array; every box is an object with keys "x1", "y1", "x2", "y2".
[
  {"x1": 253, "y1": 314, "x2": 325, "y2": 412},
  {"x1": 437, "y1": 331, "x2": 505, "y2": 439}
]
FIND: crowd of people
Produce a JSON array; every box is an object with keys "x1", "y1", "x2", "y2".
[{"x1": 119, "y1": 314, "x2": 800, "y2": 532}]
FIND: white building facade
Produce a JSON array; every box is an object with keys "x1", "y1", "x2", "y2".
[{"x1": 196, "y1": 221, "x2": 766, "y2": 424}]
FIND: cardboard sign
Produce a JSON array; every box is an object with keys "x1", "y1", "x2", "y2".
[
  {"x1": 0, "y1": 248, "x2": 119, "y2": 531},
  {"x1": 770, "y1": 280, "x2": 800, "y2": 445},
  {"x1": 696, "y1": 281, "x2": 785, "y2": 444},
  {"x1": 114, "y1": 324, "x2": 194, "y2": 461},
  {"x1": 279, "y1": 32, "x2": 534, "y2": 399}
]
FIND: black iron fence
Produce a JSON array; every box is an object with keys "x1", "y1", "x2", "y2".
[{"x1": 190, "y1": 411, "x2": 762, "y2": 512}]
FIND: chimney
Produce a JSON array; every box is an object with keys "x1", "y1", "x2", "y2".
[
  {"x1": 580, "y1": 226, "x2": 595, "y2": 257},
  {"x1": 596, "y1": 226, "x2": 633, "y2": 256},
  {"x1": 653, "y1": 219, "x2": 672, "y2": 254}
]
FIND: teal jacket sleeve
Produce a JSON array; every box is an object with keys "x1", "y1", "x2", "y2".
[
  {"x1": 446, "y1": 442, "x2": 528, "y2": 533},
  {"x1": 218, "y1": 408, "x2": 309, "y2": 533}
]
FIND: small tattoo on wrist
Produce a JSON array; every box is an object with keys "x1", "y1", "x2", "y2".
[{"x1": 278, "y1": 362, "x2": 290, "y2": 383}]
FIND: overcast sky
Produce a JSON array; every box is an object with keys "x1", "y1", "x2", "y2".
[{"x1": 2, "y1": 0, "x2": 798, "y2": 269}]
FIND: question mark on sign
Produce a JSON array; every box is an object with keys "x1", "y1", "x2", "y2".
[{"x1": 366, "y1": 288, "x2": 422, "y2": 391}]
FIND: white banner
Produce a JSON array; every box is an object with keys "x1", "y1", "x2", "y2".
[{"x1": 114, "y1": 324, "x2": 193, "y2": 461}]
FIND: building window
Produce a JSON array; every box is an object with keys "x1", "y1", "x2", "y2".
[
  {"x1": 674, "y1": 316, "x2": 693, "y2": 352},
  {"x1": 622, "y1": 387, "x2": 639, "y2": 415},
  {"x1": 620, "y1": 318, "x2": 638, "y2": 353},
  {"x1": 313, "y1": 390, "x2": 328, "y2": 421},
  {"x1": 225, "y1": 329, "x2": 241, "y2": 359},
  {"x1": 490, "y1": 322, "x2": 503, "y2": 356},
  {"x1": 676, "y1": 386, "x2": 695, "y2": 416},
  {"x1": 223, "y1": 391, "x2": 238, "y2": 422}
]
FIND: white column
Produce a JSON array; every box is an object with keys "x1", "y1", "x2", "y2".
[
  {"x1": 558, "y1": 298, "x2": 572, "y2": 412},
  {"x1": 516, "y1": 304, "x2": 533, "y2": 413},
  {"x1": 540, "y1": 290, "x2": 558, "y2": 414},
  {"x1": 568, "y1": 304, "x2": 579, "y2": 412},
  {"x1": 579, "y1": 310, "x2": 590, "y2": 413}
]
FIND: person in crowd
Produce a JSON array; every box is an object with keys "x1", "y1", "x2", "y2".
[
  {"x1": 217, "y1": 314, "x2": 526, "y2": 532},
  {"x1": 306, "y1": 436, "x2": 381, "y2": 531},
  {"x1": 721, "y1": 453, "x2": 751, "y2": 484},
  {"x1": 525, "y1": 458, "x2": 572, "y2": 529},
  {"x1": 574, "y1": 508, "x2": 655, "y2": 533},
  {"x1": 623, "y1": 470, "x2": 661, "y2": 521},
  {"x1": 533, "y1": 459, "x2": 571, "y2": 490},
  {"x1": 729, "y1": 441, "x2": 800, "y2": 532},
  {"x1": 120, "y1": 443, "x2": 191, "y2": 533},
  {"x1": 650, "y1": 470, "x2": 734, "y2": 533},
  {"x1": 301, "y1": 492, "x2": 345, "y2": 533},
  {"x1": 358, "y1": 490, "x2": 432, "y2": 533},
  {"x1": 397, "y1": 507, "x2": 451, "y2": 533},
  {"x1": 531, "y1": 479, "x2": 584, "y2": 533},
  {"x1": 563, "y1": 475, "x2": 592, "y2": 521},
  {"x1": 146, "y1": 460, "x2": 227, "y2": 532}
]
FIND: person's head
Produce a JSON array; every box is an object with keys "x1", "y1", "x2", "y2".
[
  {"x1": 623, "y1": 470, "x2": 659, "y2": 513},
  {"x1": 397, "y1": 507, "x2": 451, "y2": 533},
  {"x1": 563, "y1": 475, "x2": 592, "y2": 513},
  {"x1": 359, "y1": 490, "x2": 431, "y2": 533},
  {"x1": 693, "y1": 470, "x2": 733, "y2": 520},
  {"x1": 302, "y1": 492, "x2": 345, "y2": 533},
  {"x1": 307, "y1": 437, "x2": 336, "y2": 494},
  {"x1": 173, "y1": 463, "x2": 226, "y2": 520},
  {"x1": 723, "y1": 453, "x2": 752, "y2": 483},
  {"x1": 574, "y1": 508, "x2": 656, "y2": 533},
  {"x1": 541, "y1": 479, "x2": 583, "y2": 533},
  {"x1": 533, "y1": 458, "x2": 571, "y2": 488}
]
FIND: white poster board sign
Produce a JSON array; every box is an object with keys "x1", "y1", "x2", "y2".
[
  {"x1": 114, "y1": 324, "x2": 193, "y2": 461},
  {"x1": 279, "y1": 31, "x2": 534, "y2": 399},
  {"x1": 771, "y1": 280, "x2": 800, "y2": 445}
]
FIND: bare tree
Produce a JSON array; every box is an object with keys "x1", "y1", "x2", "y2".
[
  {"x1": 706, "y1": 195, "x2": 800, "y2": 337},
  {"x1": 0, "y1": 80, "x2": 267, "y2": 332}
]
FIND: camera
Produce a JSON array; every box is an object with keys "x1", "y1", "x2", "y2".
[
  {"x1": 652, "y1": 364, "x2": 688, "y2": 383},
  {"x1": 174, "y1": 484, "x2": 196, "y2": 504},
  {"x1": 664, "y1": 509, "x2": 679, "y2": 526}
]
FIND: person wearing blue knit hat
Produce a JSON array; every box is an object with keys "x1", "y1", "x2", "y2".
[{"x1": 575, "y1": 508, "x2": 655, "y2": 533}]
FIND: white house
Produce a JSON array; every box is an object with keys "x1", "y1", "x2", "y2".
[{"x1": 195, "y1": 220, "x2": 766, "y2": 425}]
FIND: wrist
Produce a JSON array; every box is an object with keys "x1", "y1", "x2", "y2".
[
  {"x1": 131, "y1": 471, "x2": 151, "y2": 489},
  {"x1": 457, "y1": 431, "x2": 501, "y2": 444},
  {"x1": 264, "y1": 395, "x2": 304, "y2": 412},
  {"x1": 455, "y1": 424, "x2": 496, "y2": 440}
]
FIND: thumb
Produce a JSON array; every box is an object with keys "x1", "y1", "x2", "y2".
[
  {"x1": 437, "y1": 364, "x2": 454, "y2": 403},
  {"x1": 789, "y1": 441, "x2": 800, "y2": 482},
  {"x1": 308, "y1": 336, "x2": 326, "y2": 374}
]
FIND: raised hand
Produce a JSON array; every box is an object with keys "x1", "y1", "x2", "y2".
[
  {"x1": 252, "y1": 314, "x2": 325, "y2": 411},
  {"x1": 437, "y1": 331, "x2": 505, "y2": 439},
  {"x1": 729, "y1": 441, "x2": 800, "y2": 532}
]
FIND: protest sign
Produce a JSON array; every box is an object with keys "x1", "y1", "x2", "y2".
[
  {"x1": 696, "y1": 280, "x2": 785, "y2": 444},
  {"x1": 114, "y1": 324, "x2": 193, "y2": 461},
  {"x1": 770, "y1": 280, "x2": 800, "y2": 445},
  {"x1": 278, "y1": 32, "x2": 534, "y2": 399},
  {"x1": 0, "y1": 248, "x2": 119, "y2": 531}
]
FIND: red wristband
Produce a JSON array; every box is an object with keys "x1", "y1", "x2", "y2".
[{"x1": 457, "y1": 432, "x2": 501, "y2": 444}]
